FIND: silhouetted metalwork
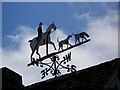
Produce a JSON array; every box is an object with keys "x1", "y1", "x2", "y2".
[
  {"x1": 28, "y1": 39, "x2": 90, "y2": 79},
  {"x1": 28, "y1": 22, "x2": 57, "y2": 62},
  {"x1": 27, "y1": 39, "x2": 90, "y2": 66},
  {"x1": 28, "y1": 22, "x2": 90, "y2": 79},
  {"x1": 57, "y1": 35, "x2": 72, "y2": 51},
  {"x1": 36, "y1": 52, "x2": 76, "y2": 79},
  {"x1": 72, "y1": 32, "x2": 90, "y2": 44}
]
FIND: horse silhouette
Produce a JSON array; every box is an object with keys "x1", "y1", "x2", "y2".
[{"x1": 28, "y1": 22, "x2": 57, "y2": 62}]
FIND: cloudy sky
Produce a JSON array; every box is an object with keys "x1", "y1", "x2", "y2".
[{"x1": 1, "y1": 1, "x2": 119, "y2": 86}]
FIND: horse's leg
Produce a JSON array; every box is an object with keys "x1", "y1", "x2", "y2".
[
  {"x1": 58, "y1": 43, "x2": 61, "y2": 51},
  {"x1": 36, "y1": 47, "x2": 41, "y2": 59},
  {"x1": 31, "y1": 51, "x2": 35, "y2": 63},
  {"x1": 30, "y1": 41, "x2": 39, "y2": 63},
  {"x1": 46, "y1": 33, "x2": 50, "y2": 55},
  {"x1": 58, "y1": 47, "x2": 60, "y2": 51},
  {"x1": 49, "y1": 41, "x2": 57, "y2": 50}
]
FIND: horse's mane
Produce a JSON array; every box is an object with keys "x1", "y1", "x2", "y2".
[{"x1": 45, "y1": 23, "x2": 52, "y2": 33}]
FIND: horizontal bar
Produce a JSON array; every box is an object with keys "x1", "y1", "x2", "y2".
[{"x1": 27, "y1": 39, "x2": 90, "y2": 66}]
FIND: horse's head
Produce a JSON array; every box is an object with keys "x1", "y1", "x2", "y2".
[
  {"x1": 46, "y1": 22, "x2": 57, "y2": 34},
  {"x1": 51, "y1": 22, "x2": 57, "y2": 31}
]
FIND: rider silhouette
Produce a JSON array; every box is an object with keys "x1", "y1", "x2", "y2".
[{"x1": 37, "y1": 22, "x2": 43, "y2": 41}]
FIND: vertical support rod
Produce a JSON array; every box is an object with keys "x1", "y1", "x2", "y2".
[
  {"x1": 52, "y1": 55, "x2": 57, "y2": 77},
  {"x1": 46, "y1": 33, "x2": 49, "y2": 55}
]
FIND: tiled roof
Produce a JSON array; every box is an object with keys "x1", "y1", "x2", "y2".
[{"x1": 26, "y1": 58, "x2": 120, "y2": 90}]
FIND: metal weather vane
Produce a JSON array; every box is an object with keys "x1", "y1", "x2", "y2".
[{"x1": 27, "y1": 22, "x2": 90, "y2": 79}]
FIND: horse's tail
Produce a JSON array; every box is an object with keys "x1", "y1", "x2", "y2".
[
  {"x1": 28, "y1": 40, "x2": 32, "y2": 43},
  {"x1": 57, "y1": 37, "x2": 60, "y2": 43}
]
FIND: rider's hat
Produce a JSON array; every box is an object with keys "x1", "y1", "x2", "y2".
[{"x1": 39, "y1": 22, "x2": 43, "y2": 25}]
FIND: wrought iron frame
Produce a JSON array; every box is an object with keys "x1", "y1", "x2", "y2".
[{"x1": 27, "y1": 39, "x2": 90, "y2": 79}]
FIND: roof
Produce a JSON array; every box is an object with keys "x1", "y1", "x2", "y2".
[
  {"x1": 1, "y1": 67, "x2": 24, "y2": 90},
  {"x1": 26, "y1": 58, "x2": 120, "y2": 90},
  {"x1": 2, "y1": 67, "x2": 22, "y2": 85}
]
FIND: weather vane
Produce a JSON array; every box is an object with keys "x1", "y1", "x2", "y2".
[{"x1": 27, "y1": 22, "x2": 90, "y2": 79}]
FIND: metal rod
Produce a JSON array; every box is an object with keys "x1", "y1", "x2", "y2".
[{"x1": 27, "y1": 39, "x2": 90, "y2": 66}]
